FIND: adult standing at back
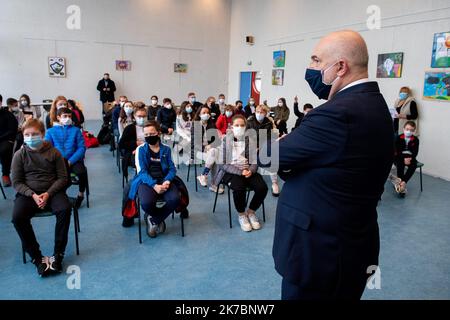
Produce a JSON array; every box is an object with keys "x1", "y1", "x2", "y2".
[
  {"x1": 271, "y1": 30, "x2": 394, "y2": 300},
  {"x1": 97, "y1": 73, "x2": 116, "y2": 115},
  {"x1": 393, "y1": 86, "x2": 419, "y2": 135}
]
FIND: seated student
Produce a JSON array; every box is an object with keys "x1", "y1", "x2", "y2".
[
  {"x1": 126, "y1": 121, "x2": 180, "y2": 237},
  {"x1": 247, "y1": 105, "x2": 280, "y2": 196},
  {"x1": 204, "y1": 96, "x2": 221, "y2": 123},
  {"x1": 11, "y1": 119, "x2": 71, "y2": 277},
  {"x1": 216, "y1": 105, "x2": 235, "y2": 136},
  {"x1": 217, "y1": 94, "x2": 227, "y2": 115},
  {"x1": 118, "y1": 101, "x2": 135, "y2": 138},
  {"x1": 147, "y1": 95, "x2": 161, "y2": 121},
  {"x1": 19, "y1": 94, "x2": 41, "y2": 120},
  {"x1": 7, "y1": 98, "x2": 25, "y2": 154},
  {"x1": 156, "y1": 98, "x2": 177, "y2": 137},
  {"x1": 67, "y1": 100, "x2": 85, "y2": 128},
  {"x1": 118, "y1": 106, "x2": 148, "y2": 180},
  {"x1": 213, "y1": 115, "x2": 268, "y2": 232},
  {"x1": 176, "y1": 101, "x2": 194, "y2": 163},
  {"x1": 46, "y1": 96, "x2": 68, "y2": 129},
  {"x1": 234, "y1": 100, "x2": 246, "y2": 117},
  {"x1": 188, "y1": 92, "x2": 203, "y2": 114},
  {"x1": 45, "y1": 108, "x2": 87, "y2": 208},
  {"x1": 112, "y1": 96, "x2": 128, "y2": 137},
  {"x1": 194, "y1": 106, "x2": 223, "y2": 194},
  {"x1": 243, "y1": 98, "x2": 256, "y2": 119},
  {"x1": 0, "y1": 103, "x2": 18, "y2": 187},
  {"x1": 293, "y1": 96, "x2": 314, "y2": 131},
  {"x1": 271, "y1": 97, "x2": 290, "y2": 136},
  {"x1": 393, "y1": 121, "x2": 419, "y2": 197}
]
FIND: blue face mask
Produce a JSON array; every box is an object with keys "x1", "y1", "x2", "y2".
[
  {"x1": 305, "y1": 68, "x2": 332, "y2": 100},
  {"x1": 24, "y1": 136, "x2": 43, "y2": 149},
  {"x1": 186, "y1": 107, "x2": 193, "y2": 114},
  {"x1": 399, "y1": 92, "x2": 408, "y2": 100}
]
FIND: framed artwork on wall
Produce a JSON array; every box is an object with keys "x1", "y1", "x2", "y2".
[
  {"x1": 376, "y1": 52, "x2": 403, "y2": 78},
  {"x1": 272, "y1": 69, "x2": 284, "y2": 86},
  {"x1": 273, "y1": 50, "x2": 286, "y2": 68},
  {"x1": 423, "y1": 71, "x2": 450, "y2": 101},
  {"x1": 174, "y1": 63, "x2": 188, "y2": 73},
  {"x1": 431, "y1": 32, "x2": 450, "y2": 68},
  {"x1": 116, "y1": 60, "x2": 132, "y2": 71},
  {"x1": 48, "y1": 57, "x2": 66, "y2": 78}
]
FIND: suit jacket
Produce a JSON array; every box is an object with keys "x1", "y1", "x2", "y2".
[
  {"x1": 97, "y1": 79, "x2": 116, "y2": 103},
  {"x1": 272, "y1": 82, "x2": 394, "y2": 298}
]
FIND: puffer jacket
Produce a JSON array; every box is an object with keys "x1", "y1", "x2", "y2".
[{"x1": 45, "y1": 123, "x2": 86, "y2": 164}]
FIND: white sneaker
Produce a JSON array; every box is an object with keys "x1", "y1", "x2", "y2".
[
  {"x1": 247, "y1": 213, "x2": 261, "y2": 230},
  {"x1": 272, "y1": 183, "x2": 280, "y2": 197},
  {"x1": 238, "y1": 215, "x2": 252, "y2": 232},
  {"x1": 209, "y1": 185, "x2": 224, "y2": 194},
  {"x1": 197, "y1": 175, "x2": 208, "y2": 187}
]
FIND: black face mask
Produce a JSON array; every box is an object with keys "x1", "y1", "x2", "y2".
[{"x1": 145, "y1": 135, "x2": 160, "y2": 146}]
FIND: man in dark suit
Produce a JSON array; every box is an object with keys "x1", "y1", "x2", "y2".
[
  {"x1": 272, "y1": 30, "x2": 394, "y2": 300},
  {"x1": 97, "y1": 73, "x2": 117, "y2": 115}
]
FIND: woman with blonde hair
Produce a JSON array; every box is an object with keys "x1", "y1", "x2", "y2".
[
  {"x1": 46, "y1": 96, "x2": 68, "y2": 129},
  {"x1": 393, "y1": 87, "x2": 419, "y2": 135}
]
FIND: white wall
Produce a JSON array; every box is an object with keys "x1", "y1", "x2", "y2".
[
  {"x1": 228, "y1": 0, "x2": 450, "y2": 180},
  {"x1": 0, "y1": 0, "x2": 231, "y2": 120}
]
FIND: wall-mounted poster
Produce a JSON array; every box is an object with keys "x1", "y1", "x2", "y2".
[
  {"x1": 431, "y1": 32, "x2": 450, "y2": 68},
  {"x1": 48, "y1": 57, "x2": 66, "y2": 78},
  {"x1": 376, "y1": 52, "x2": 403, "y2": 78},
  {"x1": 423, "y1": 72, "x2": 450, "y2": 101},
  {"x1": 116, "y1": 60, "x2": 131, "y2": 71},
  {"x1": 174, "y1": 63, "x2": 188, "y2": 73},
  {"x1": 272, "y1": 69, "x2": 284, "y2": 86},
  {"x1": 273, "y1": 50, "x2": 286, "y2": 68}
]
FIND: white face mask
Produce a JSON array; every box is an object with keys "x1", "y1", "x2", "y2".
[
  {"x1": 200, "y1": 114, "x2": 210, "y2": 121},
  {"x1": 124, "y1": 107, "x2": 134, "y2": 115},
  {"x1": 11, "y1": 106, "x2": 20, "y2": 112},
  {"x1": 60, "y1": 117, "x2": 72, "y2": 126},
  {"x1": 21, "y1": 101, "x2": 28, "y2": 107},
  {"x1": 165, "y1": 104, "x2": 172, "y2": 109},
  {"x1": 249, "y1": 101, "x2": 255, "y2": 106},
  {"x1": 219, "y1": 98, "x2": 225, "y2": 105},
  {"x1": 225, "y1": 111, "x2": 233, "y2": 118},
  {"x1": 404, "y1": 130, "x2": 414, "y2": 138},
  {"x1": 120, "y1": 102, "x2": 125, "y2": 107},
  {"x1": 256, "y1": 113, "x2": 265, "y2": 122},
  {"x1": 151, "y1": 100, "x2": 158, "y2": 106},
  {"x1": 233, "y1": 126, "x2": 246, "y2": 138}
]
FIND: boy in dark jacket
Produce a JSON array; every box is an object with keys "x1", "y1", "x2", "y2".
[
  {"x1": 394, "y1": 121, "x2": 419, "y2": 196},
  {"x1": 292, "y1": 96, "x2": 314, "y2": 131},
  {"x1": 0, "y1": 105, "x2": 18, "y2": 187},
  {"x1": 11, "y1": 119, "x2": 71, "y2": 277},
  {"x1": 156, "y1": 98, "x2": 177, "y2": 136}
]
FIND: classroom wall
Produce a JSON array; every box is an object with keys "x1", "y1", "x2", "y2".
[
  {"x1": 227, "y1": 0, "x2": 450, "y2": 180},
  {"x1": 0, "y1": 0, "x2": 231, "y2": 120}
]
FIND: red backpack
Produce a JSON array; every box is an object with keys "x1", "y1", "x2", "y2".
[{"x1": 82, "y1": 130, "x2": 100, "y2": 148}]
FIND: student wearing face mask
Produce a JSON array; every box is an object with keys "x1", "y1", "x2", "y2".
[
  {"x1": 47, "y1": 96, "x2": 68, "y2": 129},
  {"x1": 119, "y1": 106, "x2": 148, "y2": 182},
  {"x1": 247, "y1": 105, "x2": 280, "y2": 196},
  {"x1": 393, "y1": 87, "x2": 419, "y2": 135},
  {"x1": 243, "y1": 98, "x2": 256, "y2": 119},
  {"x1": 118, "y1": 102, "x2": 135, "y2": 138},
  {"x1": 213, "y1": 115, "x2": 268, "y2": 232},
  {"x1": 45, "y1": 108, "x2": 87, "y2": 209},
  {"x1": 217, "y1": 94, "x2": 227, "y2": 115},
  {"x1": 148, "y1": 95, "x2": 161, "y2": 121},
  {"x1": 204, "y1": 96, "x2": 221, "y2": 123},
  {"x1": 216, "y1": 105, "x2": 235, "y2": 135},
  {"x1": 188, "y1": 92, "x2": 203, "y2": 114},
  {"x1": 156, "y1": 98, "x2": 177, "y2": 136},
  {"x1": 176, "y1": 101, "x2": 194, "y2": 164},
  {"x1": 11, "y1": 119, "x2": 71, "y2": 277},
  {"x1": 67, "y1": 100, "x2": 85, "y2": 129},
  {"x1": 8, "y1": 98, "x2": 25, "y2": 129},
  {"x1": 19, "y1": 94, "x2": 41, "y2": 120},
  {"x1": 0, "y1": 101, "x2": 18, "y2": 187},
  {"x1": 111, "y1": 96, "x2": 128, "y2": 138},
  {"x1": 270, "y1": 98, "x2": 290, "y2": 136},
  {"x1": 234, "y1": 100, "x2": 246, "y2": 117},
  {"x1": 125, "y1": 121, "x2": 180, "y2": 236},
  {"x1": 393, "y1": 121, "x2": 419, "y2": 197},
  {"x1": 193, "y1": 106, "x2": 223, "y2": 194}
]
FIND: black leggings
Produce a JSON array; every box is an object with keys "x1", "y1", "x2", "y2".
[
  {"x1": 395, "y1": 157, "x2": 417, "y2": 183},
  {"x1": 0, "y1": 140, "x2": 14, "y2": 176},
  {"x1": 223, "y1": 172, "x2": 268, "y2": 213},
  {"x1": 66, "y1": 160, "x2": 88, "y2": 193},
  {"x1": 11, "y1": 192, "x2": 72, "y2": 260},
  {"x1": 276, "y1": 120, "x2": 288, "y2": 136}
]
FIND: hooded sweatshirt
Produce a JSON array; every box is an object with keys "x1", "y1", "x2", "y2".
[{"x1": 11, "y1": 141, "x2": 68, "y2": 197}]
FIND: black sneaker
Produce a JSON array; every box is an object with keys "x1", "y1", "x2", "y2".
[
  {"x1": 75, "y1": 196, "x2": 84, "y2": 209},
  {"x1": 33, "y1": 256, "x2": 51, "y2": 277},
  {"x1": 48, "y1": 253, "x2": 64, "y2": 274},
  {"x1": 122, "y1": 217, "x2": 134, "y2": 228},
  {"x1": 180, "y1": 209, "x2": 189, "y2": 219}
]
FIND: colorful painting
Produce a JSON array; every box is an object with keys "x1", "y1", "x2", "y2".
[
  {"x1": 174, "y1": 63, "x2": 188, "y2": 73},
  {"x1": 376, "y1": 52, "x2": 403, "y2": 78},
  {"x1": 48, "y1": 57, "x2": 66, "y2": 77},
  {"x1": 272, "y1": 69, "x2": 284, "y2": 86},
  {"x1": 423, "y1": 72, "x2": 450, "y2": 101},
  {"x1": 431, "y1": 32, "x2": 450, "y2": 68},
  {"x1": 273, "y1": 50, "x2": 286, "y2": 68},
  {"x1": 116, "y1": 60, "x2": 131, "y2": 71}
]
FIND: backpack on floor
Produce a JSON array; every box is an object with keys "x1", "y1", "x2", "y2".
[
  {"x1": 83, "y1": 130, "x2": 100, "y2": 148},
  {"x1": 97, "y1": 124, "x2": 111, "y2": 145}
]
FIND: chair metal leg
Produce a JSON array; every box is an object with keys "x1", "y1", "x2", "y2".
[
  {"x1": 187, "y1": 164, "x2": 191, "y2": 182},
  {"x1": 228, "y1": 186, "x2": 232, "y2": 229},
  {"x1": 0, "y1": 184, "x2": 5, "y2": 199},
  {"x1": 262, "y1": 201, "x2": 266, "y2": 222},
  {"x1": 73, "y1": 207, "x2": 80, "y2": 255},
  {"x1": 420, "y1": 167, "x2": 423, "y2": 192},
  {"x1": 194, "y1": 164, "x2": 198, "y2": 192},
  {"x1": 181, "y1": 215, "x2": 185, "y2": 237},
  {"x1": 86, "y1": 172, "x2": 90, "y2": 209},
  {"x1": 213, "y1": 184, "x2": 220, "y2": 213},
  {"x1": 138, "y1": 199, "x2": 142, "y2": 244},
  {"x1": 22, "y1": 247, "x2": 27, "y2": 264}
]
